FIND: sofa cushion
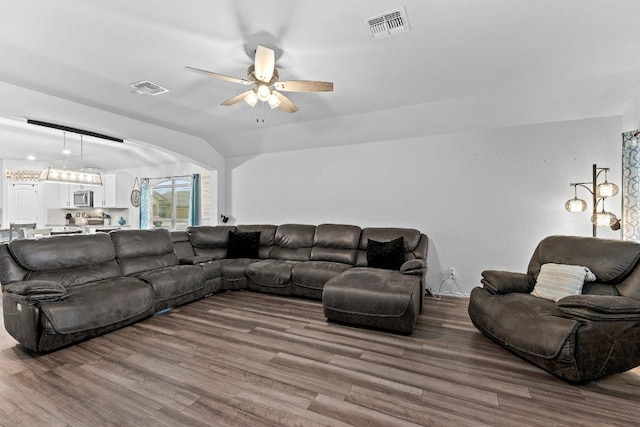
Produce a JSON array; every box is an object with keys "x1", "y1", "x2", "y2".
[
  {"x1": 246, "y1": 260, "x2": 298, "y2": 293},
  {"x1": 136, "y1": 265, "x2": 206, "y2": 303},
  {"x1": 367, "y1": 237, "x2": 405, "y2": 270},
  {"x1": 9, "y1": 233, "x2": 123, "y2": 288},
  {"x1": 188, "y1": 225, "x2": 236, "y2": 248},
  {"x1": 111, "y1": 229, "x2": 179, "y2": 275},
  {"x1": 531, "y1": 263, "x2": 596, "y2": 302},
  {"x1": 0, "y1": 243, "x2": 28, "y2": 286},
  {"x1": 9, "y1": 233, "x2": 116, "y2": 271},
  {"x1": 291, "y1": 261, "x2": 352, "y2": 299},
  {"x1": 323, "y1": 268, "x2": 420, "y2": 317},
  {"x1": 219, "y1": 258, "x2": 259, "y2": 280},
  {"x1": 237, "y1": 225, "x2": 277, "y2": 259},
  {"x1": 171, "y1": 231, "x2": 196, "y2": 259},
  {"x1": 468, "y1": 288, "x2": 579, "y2": 358},
  {"x1": 270, "y1": 224, "x2": 316, "y2": 261},
  {"x1": 528, "y1": 235, "x2": 640, "y2": 284},
  {"x1": 188, "y1": 226, "x2": 236, "y2": 260},
  {"x1": 200, "y1": 260, "x2": 222, "y2": 280},
  {"x1": 28, "y1": 261, "x2": 124, "y2": 289},
  {"x1": 111, "y1": 229, "x2": 174, "y2": 259},
  {"x1": 355, "y1": 228, "x2": 421, "y2": 267},
  {"x1": 227, "y1": 231, "x2": 261, "y2": 259},
  {"x1": 310, "y1": 224, "x2": 360, "y2": 265},
  {"x1": 39, "y1": 277, "x2": 155, "y2": 335}
]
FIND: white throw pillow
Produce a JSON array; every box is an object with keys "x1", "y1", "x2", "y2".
[{"x1": 531, "y1": 263, "x2": 596, "y2": 302}]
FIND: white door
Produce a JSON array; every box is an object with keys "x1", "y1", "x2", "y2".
[{"x1": 8, "y1": 183, "x2": 39, "y2": 225}]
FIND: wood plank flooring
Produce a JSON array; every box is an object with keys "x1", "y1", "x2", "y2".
[{"x1": 1, "y1": 291, "x2": 639, "y2": 426}]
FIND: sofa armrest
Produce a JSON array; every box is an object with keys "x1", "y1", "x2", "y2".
[
  {"x1": 481, "y1": 270, "x2": 534, "y2": 295},
  {"x1": 400, "y1": 259, "x2": 425, "y2": 276},
  {"x1": 3, "y1": 280, "x2": 66, "y2": 302},
  {"x1": 179, "y1": 255, "x2": 213, "y2": 265},
  {"x1": 556, "y1": 295, "x2": 640, "y2": 321}
]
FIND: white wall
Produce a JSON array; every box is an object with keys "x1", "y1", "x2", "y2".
[
  {"x1": 622, "y1": 86, "x2": 640, "y2": 131},
  {"x1": 226, "y1": 116, "x2": 622, "y2": 294}
]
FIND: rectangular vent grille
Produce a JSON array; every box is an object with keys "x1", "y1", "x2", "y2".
[
  {"x1": 130, "y1": 80, "x2": 169, "y2": 95},
  {"x1": 365, "y1": 7, "x2": 410, "y2": 40}
]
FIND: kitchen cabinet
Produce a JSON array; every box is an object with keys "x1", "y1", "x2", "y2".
[
  {"x1": 104, "y1": 174, "x2": 117, "y2": 207},
  {"x1": 59, "y1": 174, "x2": 119, "y2": 208},
  {"x1": 59, "y1": 184, "x2": 82, "y2": 207},
  {"x1": 59, "y1": 184, "x2": 71, "y2": 208},
  {"x1": 94, "y1": 174, "x2": 117, "y2": 207}
]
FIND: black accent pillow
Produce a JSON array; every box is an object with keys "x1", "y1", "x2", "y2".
[
  {"x1": 227, "y1": 231, "x2": 261, "y2": 259},
  {"x1": 367, "y1": 237, "x2": 405, "y2": 270}
]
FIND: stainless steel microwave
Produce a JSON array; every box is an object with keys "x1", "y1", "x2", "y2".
[{"x1": 73, "y1": 190, "x2": 93, "y2": 207}]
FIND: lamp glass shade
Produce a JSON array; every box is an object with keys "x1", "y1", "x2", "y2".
[
  {"x1": 565, "y1": 197, "x2": 587, "y2": 212},
  {"x1": 244, "y1": 91, "x2": 258, "y2": 107},
  {"x1": 596, "y1": 181, "x2": 619, "y2": 197},
  {"x1": 257, "y1": 84, "x2": 271, "y2": 102},
  {"x1": 40, "y1": 167, "x2": 103, "y2": 186},
  {"x1": 268, "y1": 93, "x2": 281, "y2": 109},
  {"x1": 591, "y1": 211, "x2": 616, "y2": 227}
]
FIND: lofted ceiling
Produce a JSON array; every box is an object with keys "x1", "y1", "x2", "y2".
[{"x1": 1, "y1": 0, "x2": 640, "y2": 165}]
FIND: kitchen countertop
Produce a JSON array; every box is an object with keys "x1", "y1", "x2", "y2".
[{"x1": 46, "y1": 224, "x2": 126, "y2": 230}]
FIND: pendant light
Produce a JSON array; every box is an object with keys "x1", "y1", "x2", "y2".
[{"x1": 40, "y1": 133, "x2": 103, "y2": 186}]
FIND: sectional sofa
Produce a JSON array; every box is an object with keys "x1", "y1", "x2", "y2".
[{"x1": 0, "y1": 224, "x2": 428, "y2": 353}]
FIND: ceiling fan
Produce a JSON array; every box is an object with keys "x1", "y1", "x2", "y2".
[{"x1": 184, "y1": 45, "x2": 333, "y2": 113}]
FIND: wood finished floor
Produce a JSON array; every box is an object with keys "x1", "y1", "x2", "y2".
[{"x1": 1, "y1": 291, "x2": 639, "y2": 427}]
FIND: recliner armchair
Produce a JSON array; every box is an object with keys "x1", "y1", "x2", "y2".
[{"x1": 468, "y1": 235, "x2": 640, "y2": 382}]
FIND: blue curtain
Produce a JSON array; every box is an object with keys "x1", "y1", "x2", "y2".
[
  {"x1": 140, "y1": 178, "x2": 150, "y2": 229},
  {"x1": 190, "y1": 174, "x2": 200, "y2": 226}
]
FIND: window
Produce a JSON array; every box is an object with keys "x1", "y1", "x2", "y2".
[{"x1": 150, "y1": 178, "x2": 192, "y2": 231}]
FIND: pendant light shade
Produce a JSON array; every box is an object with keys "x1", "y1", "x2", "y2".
[
  {"x1": 244, "y1": 91, "x2": 258, "y2": 107},
  {"x1": 565, "y1": 197, "x2": 587, "y2": 212},
  {"x1": 40, "y1": 133, "x2": 103, "y2": 186},
  {"x1": 39, "y1": 167, "x2": 103, "y2": 185},
  {"x1": 591, "y1": 210, "x2": 618, "y2": 227},
  {"x1": 596, "y1": 181, "x2": 619, "y2": 198},
  {"x1": 565, "y1": 185, "x2": 587, "y2": 212}
]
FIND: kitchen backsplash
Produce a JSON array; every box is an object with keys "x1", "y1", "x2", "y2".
[{"x1": 47, "y1": 208, "x2": 129, "y2": 226}]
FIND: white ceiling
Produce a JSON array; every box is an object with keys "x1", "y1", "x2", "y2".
[{"x1": 1, "y1": 0, "x2": 640, "y2": 165}]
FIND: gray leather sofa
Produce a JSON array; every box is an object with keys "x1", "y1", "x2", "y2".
[
  {"x1": 468, "y1": 235, "x2": 640, "y2": 382},
  {"x1": 1, "y1": 224, "x2": 428, "y2": 353}
]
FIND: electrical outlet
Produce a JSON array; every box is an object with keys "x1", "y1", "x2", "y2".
[{"x1": 449, "y1": 267, "x2": 456, "y2": 278}]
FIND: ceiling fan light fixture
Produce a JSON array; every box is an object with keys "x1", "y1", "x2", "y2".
[
  {"x1": 185, "y1": 44, "x2": 331, "y2": 113},
  {"x1": 256, "y1": 84, "x2": 271, "y2": 102},
  {"x1": 244, "y1": 91, "x2": 258, "y2": 107},
  {"x1": 268, "y1": 93, "x2": 281, "y2": 109}
]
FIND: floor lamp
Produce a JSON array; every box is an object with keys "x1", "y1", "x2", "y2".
[{"x1": 565, "y1": 164, "x2": 620, "y2": 237}]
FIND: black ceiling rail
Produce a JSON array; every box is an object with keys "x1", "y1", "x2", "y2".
[{"x1": 27, "y1": 119, "x2": 124, "y2": 143}]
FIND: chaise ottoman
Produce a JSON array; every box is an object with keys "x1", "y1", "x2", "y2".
[{"x1": 322, "y1": 268, "x2": 422, "y2": 334}]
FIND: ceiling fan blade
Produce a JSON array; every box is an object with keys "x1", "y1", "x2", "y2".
[
  {"x1": 272, "y1": 91, "x2": 299, "y2": 113},
  {"x1": 221, "y1": 90, "x2": 255, "y2": 106},
  {"x1": 184, "y1": 66, "x2": 252, "y2": 85},
  {"x1": 274, "y1": 81, "x2": 334, "y2": 92},
  {"x1": 253, "y1": 45, "x2": 275, "y2": 83}
]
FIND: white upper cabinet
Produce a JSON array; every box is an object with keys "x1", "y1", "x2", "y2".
[
  {"x1": 94, "y1": 173, "x2": 117, "y2": 207},
  {"x1": 59, "y1": 173, "x2": 119, "y2": 208}
]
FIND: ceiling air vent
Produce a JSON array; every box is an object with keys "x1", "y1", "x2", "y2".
[
  {"x1": 129, "y1": 80, "x2": 169, "y2": 95},
  {"x1": 364, "y1": 6, "x2": 410, "y2": 41}
]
